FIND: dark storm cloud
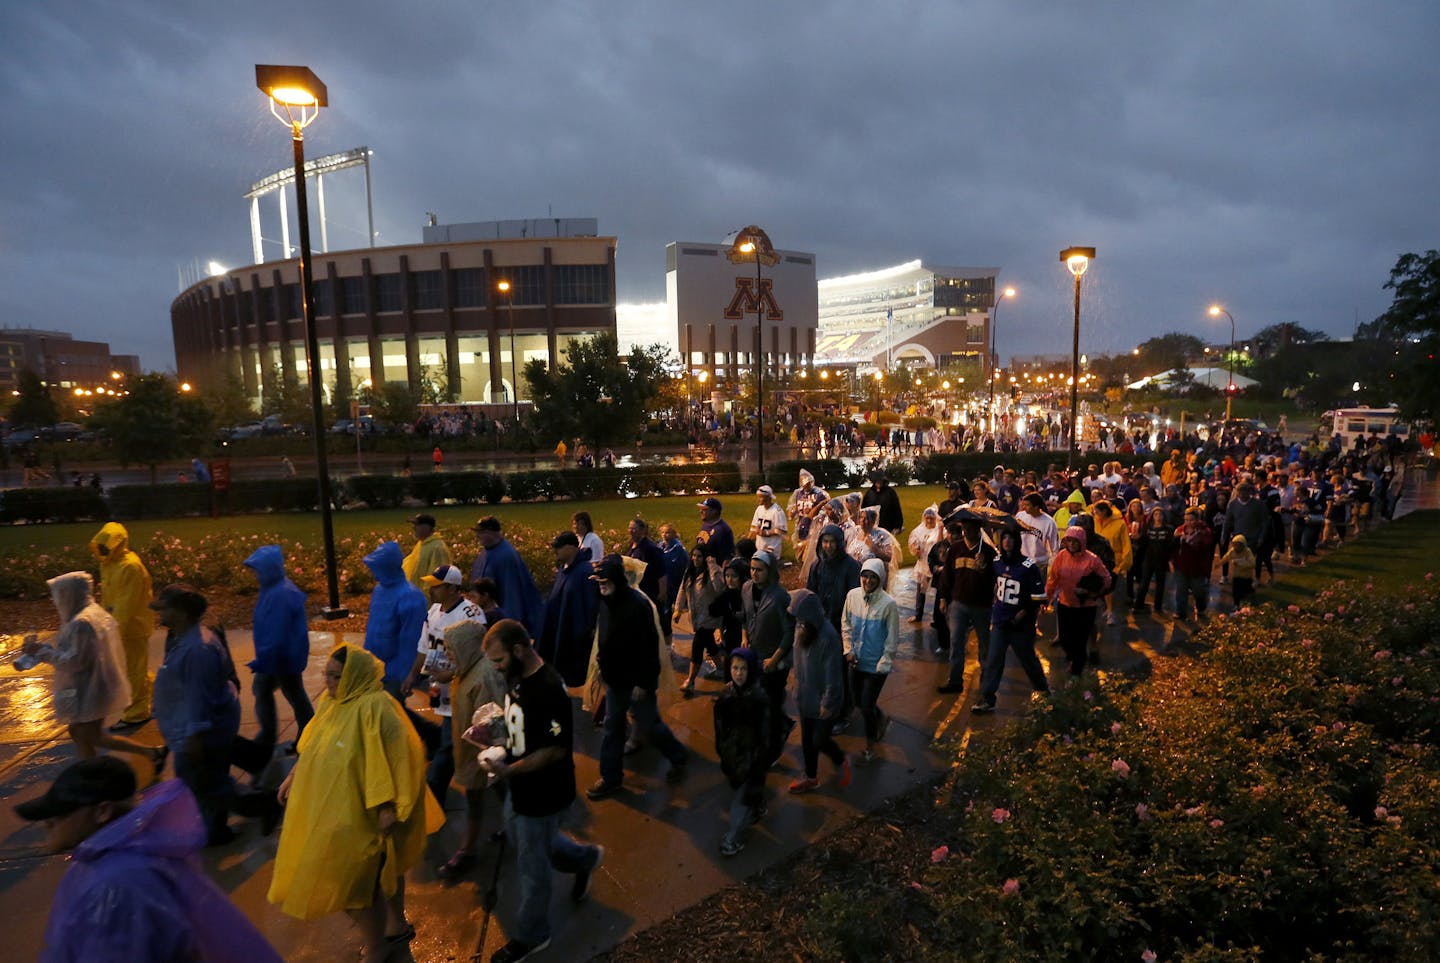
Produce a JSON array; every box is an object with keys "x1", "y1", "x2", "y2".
[{"x1": 2, "y1": 0, "x2": 1437, "y2": 369}]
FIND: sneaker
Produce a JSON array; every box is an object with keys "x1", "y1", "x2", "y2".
[
  {"x1": 836, "y1": 756, "x2": 853, "y2": 789},
  {"x1": 970, "y1": 701, "x2": 997, "y2": 715},
  {"x1": 1105, "y1": 613, "x2": 1117, "y2": 626},
  {"x1": 436, "y1": 848, "x2": 476, "y2": 881},
  {"x1": 109, "y1": 717, "x2": 151, "y2": 733},
  {"x1": 719, "y1": 837, "x2": 745, "y2": 857},
  {"x1": 571, "y1": 846, "x2": 605, "y2": 902},
  {"x1": 788, "y1": 776, "x2": 820, "y2": 794},
  {"x1": 861, "y1": 748, "x2": 874, "y2": 765},
  {"x1": 936, "y1": 682, "x2": 964, "y2": 694},
  {"x1": 491, "y1": 937, "x2": 552, "y2": 963},
  {"x1": 876, "y1": 711, "x2": 890, "y2": 742},
  {"x1": 623, "y1": 738, "x2": 641, "y2": 755},
  {"x1": 586, "y1": 779, "x2": 623, "y2": 800}
]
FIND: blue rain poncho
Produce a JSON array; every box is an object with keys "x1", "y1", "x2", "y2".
[
  {"x1": 467, "y1": 536, "x2": 544, "y2": 637},
  {"x1": 244, "y1": 545, "x2": 311, "y2": 676},
  {"x1": 38, "y1": 779, "x2": 282, "y2": 962},
  {"x1": 362, "y1": 542, "x2": 429, "y2": 685}
]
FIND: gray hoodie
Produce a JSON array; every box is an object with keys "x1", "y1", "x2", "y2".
[
  {"x1": 741, "y1": 550, "x2": 793, "y2": 669},
  {"x1": 788, "y1": 589, "x2": 844, "y2": 718}
]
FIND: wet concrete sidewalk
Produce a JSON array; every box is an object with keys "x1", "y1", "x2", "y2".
[{"x1": 1, "y1": 466, "x2": 1434, "y2": 961}]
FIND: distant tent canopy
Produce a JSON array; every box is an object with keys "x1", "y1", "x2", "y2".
[{"x1": 1127, "y1": 367, "x2": 1258, "y2": 392}]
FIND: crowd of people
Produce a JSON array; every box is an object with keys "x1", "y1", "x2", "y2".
[{"x1": 11, "y1": 412, "x2": 1420, "y2": 962}]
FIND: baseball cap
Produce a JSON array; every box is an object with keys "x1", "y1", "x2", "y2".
[
  {"x1": 421, "y1": 564, "x2": 464, "y2": 587},
  {"x1": 408, "y1": 513, "x2": 437, "y2": 527},
  {"x1": 757, "y1": 485, "x2": 774, "y2": 496},
  {"x1": 15, "y1": 756, "x2": 136, "y2": 821},
  {"x1": 550, "y1": 531, "x2": 580, "y2": 550},
  {"x1": 473, "y1": 516, "x2": 502, "y2": 533},
  {"x1": 589, "y1": 554, "x2": 627, "y2": 585},
  {"x1": 697, "y1": 496, "x2": 723, "y2": 513},
  {"x1": 148, "y1": 583, "x2": 207, "y2": 619}
]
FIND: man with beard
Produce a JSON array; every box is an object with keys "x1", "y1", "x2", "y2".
[
  {"x1": 481, "y1": 620, "x2": 604, "y2": 963},
  {"x1": 586, "y1": 555, "x2": 689, "y2": 800}
]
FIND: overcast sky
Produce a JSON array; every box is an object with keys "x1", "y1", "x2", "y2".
[{"x1": 2, "y1": 1, "x2": 1437, "y2": 372}]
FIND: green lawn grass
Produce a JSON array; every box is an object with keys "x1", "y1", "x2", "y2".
[
  {"x1": 0, "y1": 484, "x2": 952, "y2": 562},
  {"x1": 1254, "y1": 508, "x2": 1440, "y2": 607}
]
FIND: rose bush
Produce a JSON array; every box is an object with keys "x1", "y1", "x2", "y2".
[{"x1": 805, "y1": 575, "x2": 1440, "y2": 961}]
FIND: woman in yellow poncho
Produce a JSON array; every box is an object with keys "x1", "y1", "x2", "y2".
[{"x1": 268, "y1": 644, "x2": 443, "y2": 960}]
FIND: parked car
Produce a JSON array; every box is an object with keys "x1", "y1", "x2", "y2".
[
  {"x1": 229, "y1": 422, "x2": 265, "y2": 440},
  {"x1": 49, "y1": 422, "x2": 84, "y2": 441}
]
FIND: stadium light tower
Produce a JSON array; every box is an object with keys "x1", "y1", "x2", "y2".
[{"x1": 256, "y1": 64, "x2": 346, "y2": 619}]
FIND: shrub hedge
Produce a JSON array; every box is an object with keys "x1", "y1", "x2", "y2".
[
  {"x1": 752, "y1": 459, "x2": 850, "y2": 492},
  {"x1": 803, "y1": 574, "x2": 1440, "y2": 961},
  {"x1": 1, "y1": 462, "x2": 746, "y2": 524},
  {"x1": 911, "y1": 450, "x2": 1061, "y2": 485}
]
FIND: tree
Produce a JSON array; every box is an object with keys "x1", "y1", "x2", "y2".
[
  {"x1": 1367, "y1": 250, "x2": 1440, "y2": 423},
  {"x1": 260, "y1": 364, "x2": 312, "y2": 427},
  {"x1": 1250, "y1": 322, "x2": 1326, "y2": 359},
  {"x1": 199, "y1": 367, "x2": 256, "y2": 429},
  {"x1": 9, "y1": 369, "x2": 59, "y2": 426},
  {"x1": 523, "y1": 333, "x2": 668, "y2": 449},
  {"x1": 89, "y1": 373, "x2": 214, "y2": 483},
  {"x1": 370, "y1": 382, "x2": 420, "y2": 428},
  {"x1": 1134, "y1": 333, "x2": 1206, "y2": 375}
]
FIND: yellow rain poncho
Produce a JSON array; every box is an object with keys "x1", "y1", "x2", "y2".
[
  {"x1": 267, "y1": 645, "x2": 443, "y2": 920},
  {"x1": 88, "y1": 522, "x2": 153, "y2": 724},
  {"x1": 402, "y1": 532, "x2": 451, "y2": 591}
]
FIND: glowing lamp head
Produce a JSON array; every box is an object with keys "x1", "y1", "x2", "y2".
[
  {"x1": 942, "y1": 380, "x2": 950, "y2": 389},
  {"x1": 1208, "y1": 305, "x2": 1222, "y2": 317},
  {"x1": 1002, "y1": 287, "x2": 1016, "y2": 298},
  {"x1": 1059, "y1": 246, "x2": 1096, "y2": 278},
  {"x1": 180, "y1": 382, "x2": 192, "y2": 393},
  {"x1": 738, "y1": 241, "x2": 755, "y2": 254},
  {"x1": 255, "y1": 65, "x2": 328, "y2": 107},
  {"x1": 698, "y1": 371, "x2": 708, "y2": 383},
  {"x1": 497, "y1": 280, "x2": 511, "y2": 293},
  {"x1": 873, "y1": 371, "x2": 882, "y2": 381}
]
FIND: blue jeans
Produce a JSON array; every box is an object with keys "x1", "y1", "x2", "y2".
[
  {"x1": 599, "y1": 685, "x2": 687, "y2": 786},
  {"x1": 979, "y1": 622, "x2": 1049, "y2": 704},
  {"x1": 427, "y1": 714, "x2": 454, "y2": 804},
  {"x1": 506, "y1": 800, "x2": 600, "y2": 946},
  {"x1": 944, "y1": 603, "x2": 991, "y2": 686},
  {"x1": 1175, "y1": 575, "x2": 1209, "y2": 619}
]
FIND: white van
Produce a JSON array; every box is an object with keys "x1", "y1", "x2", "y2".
[{"x1": 1322, "y1": 406, "x2": 1410, "y2": 450}]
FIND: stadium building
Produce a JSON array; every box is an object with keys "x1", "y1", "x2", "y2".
[
  {"x1": 171, "y1": 218, "x2": 616, "y2": 409},
  {"x1": 815, "y1": 260, "x2": 1000, "y2": 371}
]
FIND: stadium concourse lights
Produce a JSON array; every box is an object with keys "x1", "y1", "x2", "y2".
[
  {"x1": 1059, "y1": 246, "x2": 1096, "y2": 468},
  {"x1": 256, "y1": 63, "x2": 345, "y2": 620}
]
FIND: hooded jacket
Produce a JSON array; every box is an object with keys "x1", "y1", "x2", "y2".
[
  {"x1": 88, "y1": 523, "x2": 152, "y2": 644},
  {"x1": 788, "y1": 589, "x2": 844, "y2": 719},
  {"x1": 1045, "y1": 526, "x2": 1112, "y2": 608},
  {"x1": 740, "y1": 551, "x2": 793, "y2": 668},
  {"x1": 538, "y1": 545, "x2": 600, "y2": 688},
  {"x1": 841, "y1": 560, "x2": 900, "y2": 674},
  {"x1": 268, "y1": 645, "x2": 443, "y2": 920},
  {"x1": 712, "y1": 646, "x2": 770, "y2": 793},
  {"x1": 30, "y1": 572, "x2": 130, "y2": 725},
  {"x1": 41, "y1": 779, "x2": 282, "y2": 963},
  {"x1": 1052, "y1": 489, "x2": 1088, "y2": 531},
  {"x1": 805, "y1": 524, "x2": 861, "y2": 629},
  {"x1": 1092, "y1": 509, "x2": 1133, "y2": 574},
  {"x1": 244, "y1": 545, "x2": 310, "y2": 677},
  {"x1": 595, "y1": 582, "x2": 664, "y2": 692},
  {"x1": 444, "y1": 620, "x2": 509, "y2": 791},
  {"x1": 362, "y1": 542, "x2": 429, "y2": 685}
]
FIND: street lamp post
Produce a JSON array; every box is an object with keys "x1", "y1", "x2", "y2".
[
  {"x1": 986, "y1": 285, "x2": 1017, "y2": 437},
  {"x1": 726, "y1": 226, "x2": 780, "y2": 478},
  {"x1": 498, "y1": 279, "x2": 519, "y2": 425},
  {"x1": 256, "y1": 64, "x2": 346, "y2": 618},
  {"x1": 1059, "y1": 247, "x2": 1096, "y2": 470},
  {"x1": 1208, "y1": 304, "x2": 1237, "y2": 422}
]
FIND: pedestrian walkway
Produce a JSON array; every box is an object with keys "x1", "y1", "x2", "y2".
[{"x1": 0, "y1": 466, "x2": 1433, "y2": 961}]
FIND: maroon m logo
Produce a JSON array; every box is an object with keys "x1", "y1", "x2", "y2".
[{"x1": 722, "y1": 277, "x2": 784, "y2": 321}]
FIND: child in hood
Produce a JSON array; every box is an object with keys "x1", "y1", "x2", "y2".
[
  {"x1": 1220, "y1": 535, "x2": 1257, "y2": 609},
  {"x1": 713, "y1": 647, "x2": 770, "y2": 857},
  {"x1": 787, "y1": 589, "x2": 850, "y2": 793}
]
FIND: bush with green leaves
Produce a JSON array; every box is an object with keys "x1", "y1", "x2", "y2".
[{"x1": 884, "y1": 575, "x2": 1440, "y2": 962}]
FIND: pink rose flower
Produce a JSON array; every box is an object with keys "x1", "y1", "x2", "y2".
[
  {"x1": 1135, "y1": 803, "x2": 1151, "y2": 821},
  {"x1": 1111, "y1": 758, "x2": 1131, "y2": 778},
  {"x1": 1002, "y1": 878, "x2": 1021, "y2": 897},
  {"x1": 1209, "y1": 818, "x2": 1225, "y2": 829},
  {"x1": 1374, "y1": 650, "x2": 1391, "y2": 661},
  {"x1": 1374, "y1": 806, "x2": 1388, "y2": 819},
  {"x1": 1083, "y1": 690, "x2": 1093, "y2": 701},
  {"x1": 931, "y1": 845, "x2": 950, "y2": 863},
  {"x1": 1111, "y1": 722, "x2": 1123, "y2": 734},
  {"x1": 1142, "y1": 951, "x2": 1158, "y2": 963},
  {"x1": 991, "y1": 807, "x2": 1011, "y2": 824},
  {"x1": 1287, "y1": 604, "x2": 1301, "y2": 614},
  {"x1": 1301, "y1": 639, "x2": 1316, "y2": 649}
]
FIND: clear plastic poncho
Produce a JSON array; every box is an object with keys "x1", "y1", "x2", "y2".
[{"x1": 33, "y1": 572, "x2": 132, "y2": 725}]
